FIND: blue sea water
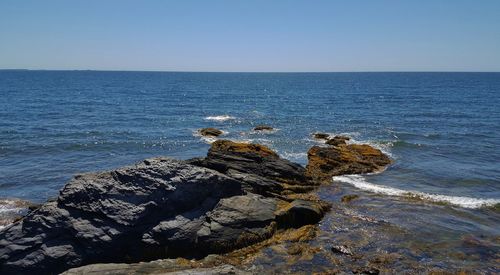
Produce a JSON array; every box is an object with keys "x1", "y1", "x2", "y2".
[{"x1": 0, "y1": 71, "x2": 499, "y2": 229}]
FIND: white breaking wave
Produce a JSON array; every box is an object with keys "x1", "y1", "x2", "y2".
[
  {"x1": 332, "y1": 175, "x2": 500, "y2": 209},
  {"x1": 280, "y1": 152, "x2": 307, "y2": 161},
  {"x1": 204, "y1": 115, "x2": 236, "y2": 122}
]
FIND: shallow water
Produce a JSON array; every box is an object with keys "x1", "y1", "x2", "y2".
[{"x1": 0, "y1": 71, "x2": 499, "y2": 270}]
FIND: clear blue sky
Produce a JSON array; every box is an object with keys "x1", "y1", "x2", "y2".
[{"x1": 1, "y1": 0, "x2": 499, "y2": 72}]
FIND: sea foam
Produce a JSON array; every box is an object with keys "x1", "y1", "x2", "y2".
[
  {"x1": 204, "y1": 115, "x2": 236, "y2": 122},
  {"x1": 332, "y1": 175, "x2": 500, "y2": 209}
]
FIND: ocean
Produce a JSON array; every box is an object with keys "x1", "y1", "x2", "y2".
[{"x1": 1, "y1": 71, "x2": 499, "y2": 270}]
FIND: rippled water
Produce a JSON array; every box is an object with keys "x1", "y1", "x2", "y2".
[{"x1": 1, "y1": 71, "x2": 499, "y2": 269}]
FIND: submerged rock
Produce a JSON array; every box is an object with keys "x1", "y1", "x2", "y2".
[
  {"x1": 306, "y1": 144, "x2": 391, "y2": 183},
  {"x1": 341, "y1": 194, "x2": 360, "y2": 203},
  {"x1": 199, "y1": 127, "x2": 223, "y2": 137},
  {"x1": 253, "y1": 125, "x2": 274, "y2": 131}
]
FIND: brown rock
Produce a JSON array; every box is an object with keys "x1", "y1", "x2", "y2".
[
  {"x1": 199, "y1": 127, "x2": 223, "y2": 137},
  {"x1": 209, "y1": 139, "x2": 278, "y2": 158},
  {"x1": 253, "y1": 125, "x2": 274, "y2": 131},
  {"x1": 306, "y1": 144, "x2": 391, "y2": 183}
]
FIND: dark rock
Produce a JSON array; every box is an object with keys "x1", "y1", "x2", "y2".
[
  {"x1": 306, "y1": 144, "x2": 391, "y2": 183},
  {"x1": 313, "y1": 133, "x2": 330, "y2": 140},
  {"x1": 0, "y1": 158, "x2": 244, "y2": 274},
  {"x1": 142, "y1": 193, "x2": 278, "y2": 256},
  {"x1": 276, "y1": 200, "x2": 330, "y2": 228},
  {"x1": 162, "y1": 264, "x2": 252, "y2": 275},
  {"x1": 253, "y1": 125, "x2": 273, "y2": 131},
  {"x1": 0, "y1": 140, "x2": 340, "y2": 274},
  {"x1": 352, "y1": 267, "x2": 380, "y2": 275},
  {"x1": 199, "y1": 127, "x2": 223, "y2": 137},
  {"x1": 188, "y1": 140, "x2": 310, "y2": 190},
  {"x1": 341, "y1": 194, "x2": 359, "y2": 203}
]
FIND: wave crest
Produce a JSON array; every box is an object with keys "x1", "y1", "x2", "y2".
[
  {"x1": 332, "y1": 175, "x2": 500, "y2": 209},
  {"x1": 204, "y1": 115, "x2": 236, "y2": 122}
]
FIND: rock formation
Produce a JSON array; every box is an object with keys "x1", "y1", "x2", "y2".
[
  {"x1": 306, "y1": 144, "x2": 391, "y2": 183},
  {"x1": 0, "y1": 139, "x2": 390, "y2": 274}
]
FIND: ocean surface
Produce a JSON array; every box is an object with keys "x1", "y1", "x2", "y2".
[{"x1": 1, "y1": 71, "x2": 499, "y2": 270}]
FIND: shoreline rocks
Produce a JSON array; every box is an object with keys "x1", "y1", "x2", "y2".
[{"x1": 0, "y1": 138, "x2": 390, "y2": 274}]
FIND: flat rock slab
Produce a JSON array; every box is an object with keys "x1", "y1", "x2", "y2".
[{"x1": 306, "y1": 144, "x2": 391, "y2": 183}]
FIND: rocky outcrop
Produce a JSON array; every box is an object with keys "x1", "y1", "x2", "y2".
[
  {"x1": 0, "y1": 141, "x2": 330, "y2": 274},
  {"x1": 199, "y1": 127, "x2": 223, "y2": 137},
  {"x1": 0, "y1": 158, "x2": 249, "y2": 274},
  {"x1": 188, "y1": 140, "x2": 314, "y2": 197},
  {"x1": 0, "y1": 137, "x2": 390, "y2": 274},
  {"x1": 253, "y1": 125, "x2": 273, "y2": 131},
  {"x1": 306, "y1": 144, "x2": 391, "y2": 183}
]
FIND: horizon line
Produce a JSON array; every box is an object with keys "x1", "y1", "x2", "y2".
[{"x1": 1, "y1": 68, "x2": 499, "y2": 73}]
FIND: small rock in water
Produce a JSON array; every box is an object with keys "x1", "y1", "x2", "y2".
[
  {"x1": 331, "y1": 245, "x2": 354, "y2": 256},
  {"x1": 253, "y1": 125, "x2": 274, "y2": 131},
  {"x1": 341, "y1": 194, "x2": 359, "y2": 203},
  {"x1": 199, "y1": 127, "x2": 223, "y2": 137},
  {"x1": 313, "y1": 133, "x2": 330, "y2": 140}
]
